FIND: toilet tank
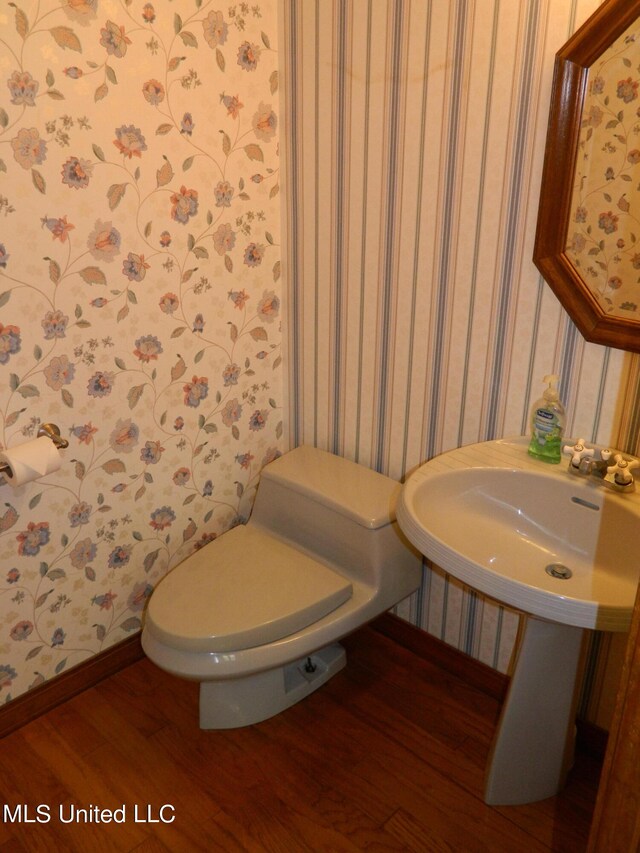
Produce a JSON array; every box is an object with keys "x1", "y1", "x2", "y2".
[{"x1": 249, "y1": 446, "x2": 420, "y2": 591}]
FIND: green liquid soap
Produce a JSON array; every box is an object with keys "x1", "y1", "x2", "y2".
[
  {"x1": 527, "y1": 375, "x2": 565, "y2": 465},
  {"x1": 528, "y1": 428, "x2": 562, "y2": 463}
]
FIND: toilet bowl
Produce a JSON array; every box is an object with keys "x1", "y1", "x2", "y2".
[{"x1": 141, "y1": 445, "x2": 422, "y2": 729}]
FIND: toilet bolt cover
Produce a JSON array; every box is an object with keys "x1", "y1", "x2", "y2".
[{"x1": 145, "y1": 525, "x2": 353, "y2": 653}]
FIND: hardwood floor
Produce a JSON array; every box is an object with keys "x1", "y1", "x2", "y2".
[{"x1": 0, "y1": 626, "x2": 600, "y2": 852}]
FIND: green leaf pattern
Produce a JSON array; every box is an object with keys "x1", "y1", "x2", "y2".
[{"x1": 0, "y1": 0, "x2": 281, "y2": 701}]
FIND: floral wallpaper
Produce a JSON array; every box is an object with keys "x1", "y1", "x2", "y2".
[
  {"x1": 0, "y1": 0, "x2": 282, "y2": 703},
  {"x1": 567, "y1": 17, "x2": 640, "y2": 320}
]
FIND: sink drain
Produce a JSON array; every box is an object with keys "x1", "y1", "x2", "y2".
[{"x1": 545, "y1": 563, "x2": 572, "y2": 580}]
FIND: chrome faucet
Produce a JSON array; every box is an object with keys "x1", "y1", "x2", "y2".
[{"x1": 562, "y1": 439, "x2": 639, "y2": 492}]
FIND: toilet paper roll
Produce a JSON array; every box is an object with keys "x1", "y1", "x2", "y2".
[{"x1": 0, "y1": 436, "x2": 62, "y2": 487}]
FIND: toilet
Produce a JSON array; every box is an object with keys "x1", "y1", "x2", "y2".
[{"x1": 141, "y1": 445, "x2": 422, "y2": 729}]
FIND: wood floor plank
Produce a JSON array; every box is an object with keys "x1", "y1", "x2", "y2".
[
  {"x1": 149, "y1": 717, "x2": 390, "y2": 850},
  {"x1": 0, "y1": 838, "x2": 29, "y2": 852},
  {"x1": 355, "y1": 751, "x2": 551, "y2": 852},
  {"x1": 274, "y1": 663, "x2": 490, "y2": 806},
  {"x1": 384, "y1": 806, "x2": 460, "y2": 852},
  {"x1": 129, "y1": 838, "x2": 173, "y2": 852},
  {"x1": 344, "y1": 626, "x2": 501, "y2": 736},
  {"x1": 221, "y1": 735, "x2": 406, "y2": 852},
  {"x1": 0, "y1": 625, "x2": 599, "y2": 852},
  {"x1": 0, "y1": 729, "x2": 70, "y2": 814}
]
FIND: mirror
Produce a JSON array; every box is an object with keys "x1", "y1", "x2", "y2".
[{"x1": 534, "y1": 0, "x2": 640, "y2": 352}]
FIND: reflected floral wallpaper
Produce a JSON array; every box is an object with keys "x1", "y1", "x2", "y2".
[
  {"x1": 568, "y1": 16, "x2": 640, "y2": 320},
  {"x1": 0, "y1": 0, "x2": 282, "y2": 702}
]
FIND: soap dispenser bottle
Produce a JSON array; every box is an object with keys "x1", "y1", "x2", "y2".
[{"x1": 528, "y1": 374, "x2": 565, "y2": 463}]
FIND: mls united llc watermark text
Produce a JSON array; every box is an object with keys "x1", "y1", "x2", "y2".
[{"x1": 3, "y1": 803, "x2": 175, "y2": 825}]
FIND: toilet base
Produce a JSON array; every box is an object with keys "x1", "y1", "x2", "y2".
[{"x1": 199, "y1": 642, "x2": 347, "y2": 729}]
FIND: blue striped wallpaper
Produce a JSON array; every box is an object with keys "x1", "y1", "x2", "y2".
[{"x1": 280, "y1": 0, "x2": 640, "y2": 728}]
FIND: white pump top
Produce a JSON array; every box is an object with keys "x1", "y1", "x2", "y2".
[{"x1": 542, "y1": 374, "x2": 560, "y2": 402}]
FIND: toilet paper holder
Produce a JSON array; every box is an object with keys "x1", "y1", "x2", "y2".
[
  {"x1": 0, "y1": 423, "x2": 69, "y2": 476},
  {"x1": 37, "y1": 423, "x2": 69, "y2": 449}
]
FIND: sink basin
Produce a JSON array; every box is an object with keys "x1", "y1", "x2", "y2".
[
  {"x1": 397, "y1": 436, "x2": 640, "y2": 805},
  {"x1": 397, "y1": 437, "x2": 640, "y2": 631}
]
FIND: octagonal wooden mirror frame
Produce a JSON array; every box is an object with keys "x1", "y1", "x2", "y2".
[{"x1": 534, "y1": 0, "x2": 640, "y2": 352}]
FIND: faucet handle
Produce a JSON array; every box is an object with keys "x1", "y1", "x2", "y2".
[
  {"x1": 562, "y1": 439, "x2": 595, "y2": 469},
  {"x1": 606, "y1": 454, "x2": 640, "y2": 486}
]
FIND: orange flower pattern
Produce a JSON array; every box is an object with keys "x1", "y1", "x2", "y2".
[{"x1": 0, "y1": 0, "x2": 281, "y2": 702}]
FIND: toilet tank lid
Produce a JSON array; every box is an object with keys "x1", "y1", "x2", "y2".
[{"x1": 260, "y1": 445, "x2": 400, "y2": 530}]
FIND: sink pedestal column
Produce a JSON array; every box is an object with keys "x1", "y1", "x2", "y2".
[{"x1": 484, "y1": 615, "x2": 585, "y2": 805}]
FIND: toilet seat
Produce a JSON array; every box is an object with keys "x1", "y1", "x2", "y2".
[{"x1": 145, "y1": 525, "x2": 353, "y2": 653}]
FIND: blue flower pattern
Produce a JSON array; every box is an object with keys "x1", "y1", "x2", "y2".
[{"x1": 0, "y1": 0, "x2": 281, "y2": 702}]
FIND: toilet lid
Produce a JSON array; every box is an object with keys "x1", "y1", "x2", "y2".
[{"x1": 146, "y1": 525, "x2": 353, "y2": 653}]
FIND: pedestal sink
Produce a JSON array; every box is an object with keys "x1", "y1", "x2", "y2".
[{"x1": 396, "y1": 436, "x2": 640, "y2": 805}]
